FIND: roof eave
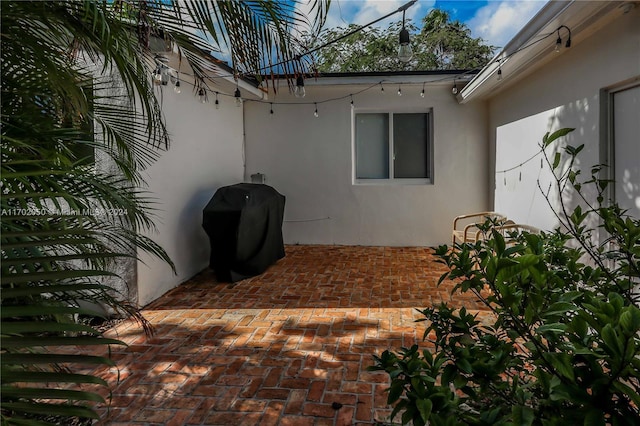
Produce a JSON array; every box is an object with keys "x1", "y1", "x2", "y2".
[{"x1": 458, "y1": 0, "x2": 625, "y2": 104}]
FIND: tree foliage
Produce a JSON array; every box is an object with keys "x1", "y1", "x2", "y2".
[
  {"x1": 1, "y1": 0, "x2": 329, "y2": 424},
  {"x1": 370, "y1": 129, "x2": 640, "y2": 425},
  {"x1": 313, "y1": 9, "x2": 495, "y2": 72}
]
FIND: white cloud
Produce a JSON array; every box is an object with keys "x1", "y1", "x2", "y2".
[
  {"x1": 468, "y1": 0, "x2": 546, "y2": 48},
  {"x1": 325, "y1": 0, "x2": 435, "y2": 29}
]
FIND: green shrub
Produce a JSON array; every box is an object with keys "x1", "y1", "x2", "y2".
[{"x1": 370, "y1": 129, "x2": 640, "y2": 425}]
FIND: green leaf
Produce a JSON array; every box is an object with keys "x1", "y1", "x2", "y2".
[
  {"x1": 601, "y1": 324, "x2": 623, "y2": 357},
  {"x1": 1, "y1": 386, "x2": 106, "y2": 403},
  {"x1": 536, "y1": 323, "x2": 567, "y2": 334},
  {"x1": 416, "y1": 398, "x2": 433, "y2": 422},
  {"x1": 546, "y1": 353, "x2": 575, "y2": 380},
  {"x1": 0, "y1": 353, "x2": 115, "y2": 366},
  {"x1": 553, "y1": 152, "x2": 562, "y2": 169},
  {"x1": 512, "y1": 405, "x2": 535, "y2": 426},
  {"x1": 1, "y1": 335, "x2": 124, "y2": 348},
  {"x1": 1, "y1": 321, "x2": 100, "y2": 335},
  {"x1": 583, "y1": 409, "x2": 605, "y2": 426},
  {"x1": 387, "y1": 380, "x2": 404, "y2": 404},
  {"x1": 543, "y1": 302, "x2": 576, "y2": 317},
  {"x1": 545, "y1": 128, "x2": 575, "y2": 147},
  {"x1": 1, "y1": 370, "x2": 108, "y2": 386},
  {"x1": 456, "y1": 358, "x2": 472, "y2": 374},
  {"x1": 0, "y1": 401, "x2": 99, "y2": 420}
]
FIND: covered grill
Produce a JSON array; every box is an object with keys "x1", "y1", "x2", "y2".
[{"x1": 202, "y1": 183, "x2": 285, "y2": 282}]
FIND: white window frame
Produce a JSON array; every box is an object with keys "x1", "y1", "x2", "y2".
[
  {"x1": 351, "y1": 107, "x2": 434, "y2": 185},
  {"x1": 600, "y1": 78, "x2": 640, "y2": 213}
]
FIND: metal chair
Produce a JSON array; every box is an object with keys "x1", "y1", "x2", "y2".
[{"x1": 452, "y1": 212, "x2": 508, "y2": 246}]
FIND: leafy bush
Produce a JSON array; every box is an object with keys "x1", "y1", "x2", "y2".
[{"x1": 370, "y1": 129, "x2": 640, "y2": 425}]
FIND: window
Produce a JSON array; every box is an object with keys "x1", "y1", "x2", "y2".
[
  {"x1": 354, "y1": 111, "x2": 432, "y2": 184},
  {"x1": 602, "y1": 81, "x2": 640, "y2": 219}
]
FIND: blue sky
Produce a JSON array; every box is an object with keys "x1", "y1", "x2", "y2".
[{"x1": 323, "y1": 0, "x2": 548, "y2": 48}]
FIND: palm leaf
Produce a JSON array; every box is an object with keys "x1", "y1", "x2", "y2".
[{"x1": 2, "y1": 1, "x2": 331, "y2": 423}]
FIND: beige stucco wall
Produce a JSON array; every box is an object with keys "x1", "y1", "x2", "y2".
[
  {"x1": 244, "y1": 81, "x2": 489, "y2": 247},
  {"x1": 489, "y1": 6, "x2": 640, "y2": 230},
  {"x1": 136, "y1": 90, "x2": 245, "y2": 306}
]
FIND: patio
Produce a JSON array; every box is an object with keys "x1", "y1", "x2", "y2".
[{"x1": 82, "y1": 245, "x2": 488, "y2": 425}]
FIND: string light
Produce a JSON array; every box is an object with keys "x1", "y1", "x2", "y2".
[
  {"x1": 555, "y1": 34, "x2": 562, "y2": 52},
  {"x1": 154, "y1": 15, "x2": 571, "y2": 110},
  {"x1": 314, "y1": 103, "x2": 319, "y2": 118},
  {"x1": 397, "y1": 85, "x2": 402, "y2": 96},
  {"x1": 270, "y1": 102, "x2": 274, "y2": 114},
  {"x1": 294, "y1": 75, "x2": 306, "y2": 98},
  {"x1": 234, "y1": 87, "x2": 242, "y2": 107},
  {"x1": 398, "y1": 9, "x2": 412, "y2": 62},
  {"x1": 198, "y1": 88, "x2": 207, "y2": 103},
  {"x1": 350, "y1": 95, "x2": 354, "y2": 109},
  {"x1": 173, "y1": 72, "x2": 181, "y2": 93},
  {"x1": 251, "y1": 0, "x2": 418, "y2": 75},
  {"x1": 555, "y1": 25, "x2": 572, "y2": 52},
  {"x1": 420, "y1": 83, "x2": 425, "y2": 98}
]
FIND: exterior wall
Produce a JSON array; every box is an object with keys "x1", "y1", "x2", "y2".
[
  {"x1": 244, "y1": 82, "x2": 488, "y2": 247},
  {"x1": 489, "y1": 7, "x2": 640, "y2": 230},
  {"x1": 136, "y1": 91, "x2": 244, "y2": 306}
]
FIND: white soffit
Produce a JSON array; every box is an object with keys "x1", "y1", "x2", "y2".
[{"x1": 458, "y1": 0, "x2": 627, "y2": 104}]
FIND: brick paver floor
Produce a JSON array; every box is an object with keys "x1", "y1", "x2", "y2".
[{"x1": 86, "y1": 245, "x2": 489, "y2": 425}]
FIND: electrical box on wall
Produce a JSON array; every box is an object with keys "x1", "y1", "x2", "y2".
[{"x1": 250, "y1": 173, "x2": 266, "y2": 184}]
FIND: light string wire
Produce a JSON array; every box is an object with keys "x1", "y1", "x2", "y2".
[
  {"x1": 485, "y1": 28, "x2": 573, "y2": 178},
  {"x1": 167, "y1": 68, "x2": 479, "y2": 107},
  {"x1": 153, "y1": 0, "x2": 417, "y2": 90},
  {"x1": 496, "y1": 148, "x2": 545, "y2": 175},
  {"x1": 251, "y1": 0, "x2": 418, "y2": 74},
  {"x1": 155, "y1": 11, "x2": 571, "y2": 110},
  {"x1": 163, "y1": 26, "x2": 561, "y2": 92}
]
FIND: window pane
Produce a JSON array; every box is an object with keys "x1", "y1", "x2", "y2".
[
  {"x1": 393, "y1": 113, "x2": 428, "y2": 178},
  {"x1": 613, "y1": 85, "x2": 640, "y2": 219},
  {"x1": 356, "y1": 113, "x2": 389, "y2": 179}
]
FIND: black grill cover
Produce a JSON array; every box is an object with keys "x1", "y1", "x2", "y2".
[{"x1": 202, "y1": 183, "x2": 285, "y2": 282}]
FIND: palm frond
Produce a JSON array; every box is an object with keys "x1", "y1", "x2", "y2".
[{"x1": 2, "y1": 1, "x2": 331, "y2": 423}]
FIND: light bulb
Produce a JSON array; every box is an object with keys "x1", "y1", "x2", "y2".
[
  {"x1": 555, "y1": 36, "x2": 562, "y2": 52},
  {"x1": 314, "y1": 104, "x2": 319, "y2": 117},
  {"x1": 215, "y1": 93, "x2": 219, "y2": 109},
  {"x1": 398, "y1": 28, "x2": 412, "y2": 62},
  {"x1": 294, "y1": 86, "x2": 306, "y2": 98},
  {"x1": 153, "y1": 69, "x2": 162, "y2": 85},
  {"x1": 198, "y1": 88, "x2": 207, "y2": 103},
  {"x1": 234, "y1": 88, "x2": 242, "y2": 107},
  {"x1": 397, "y1": 87, "x2": 402, "y2": 96},
  {"x1": 173, "y1": 80, "x2": 181, "y2": 94},
  {"x1": 398, "y1": 44, "x2": 412, "y2": 63},
  {"x1": 420, "y1": 89, "x2": 425, "y2": 98},
  {"x1": 294, "y1": 76, "x2": 306, "y2": 98},
  {"x1": 497, "y1": 68, "x2": 502, "y2": 81},
  {"x1": 452, "y1": 84, "x2": 458, "y2": 95}
]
